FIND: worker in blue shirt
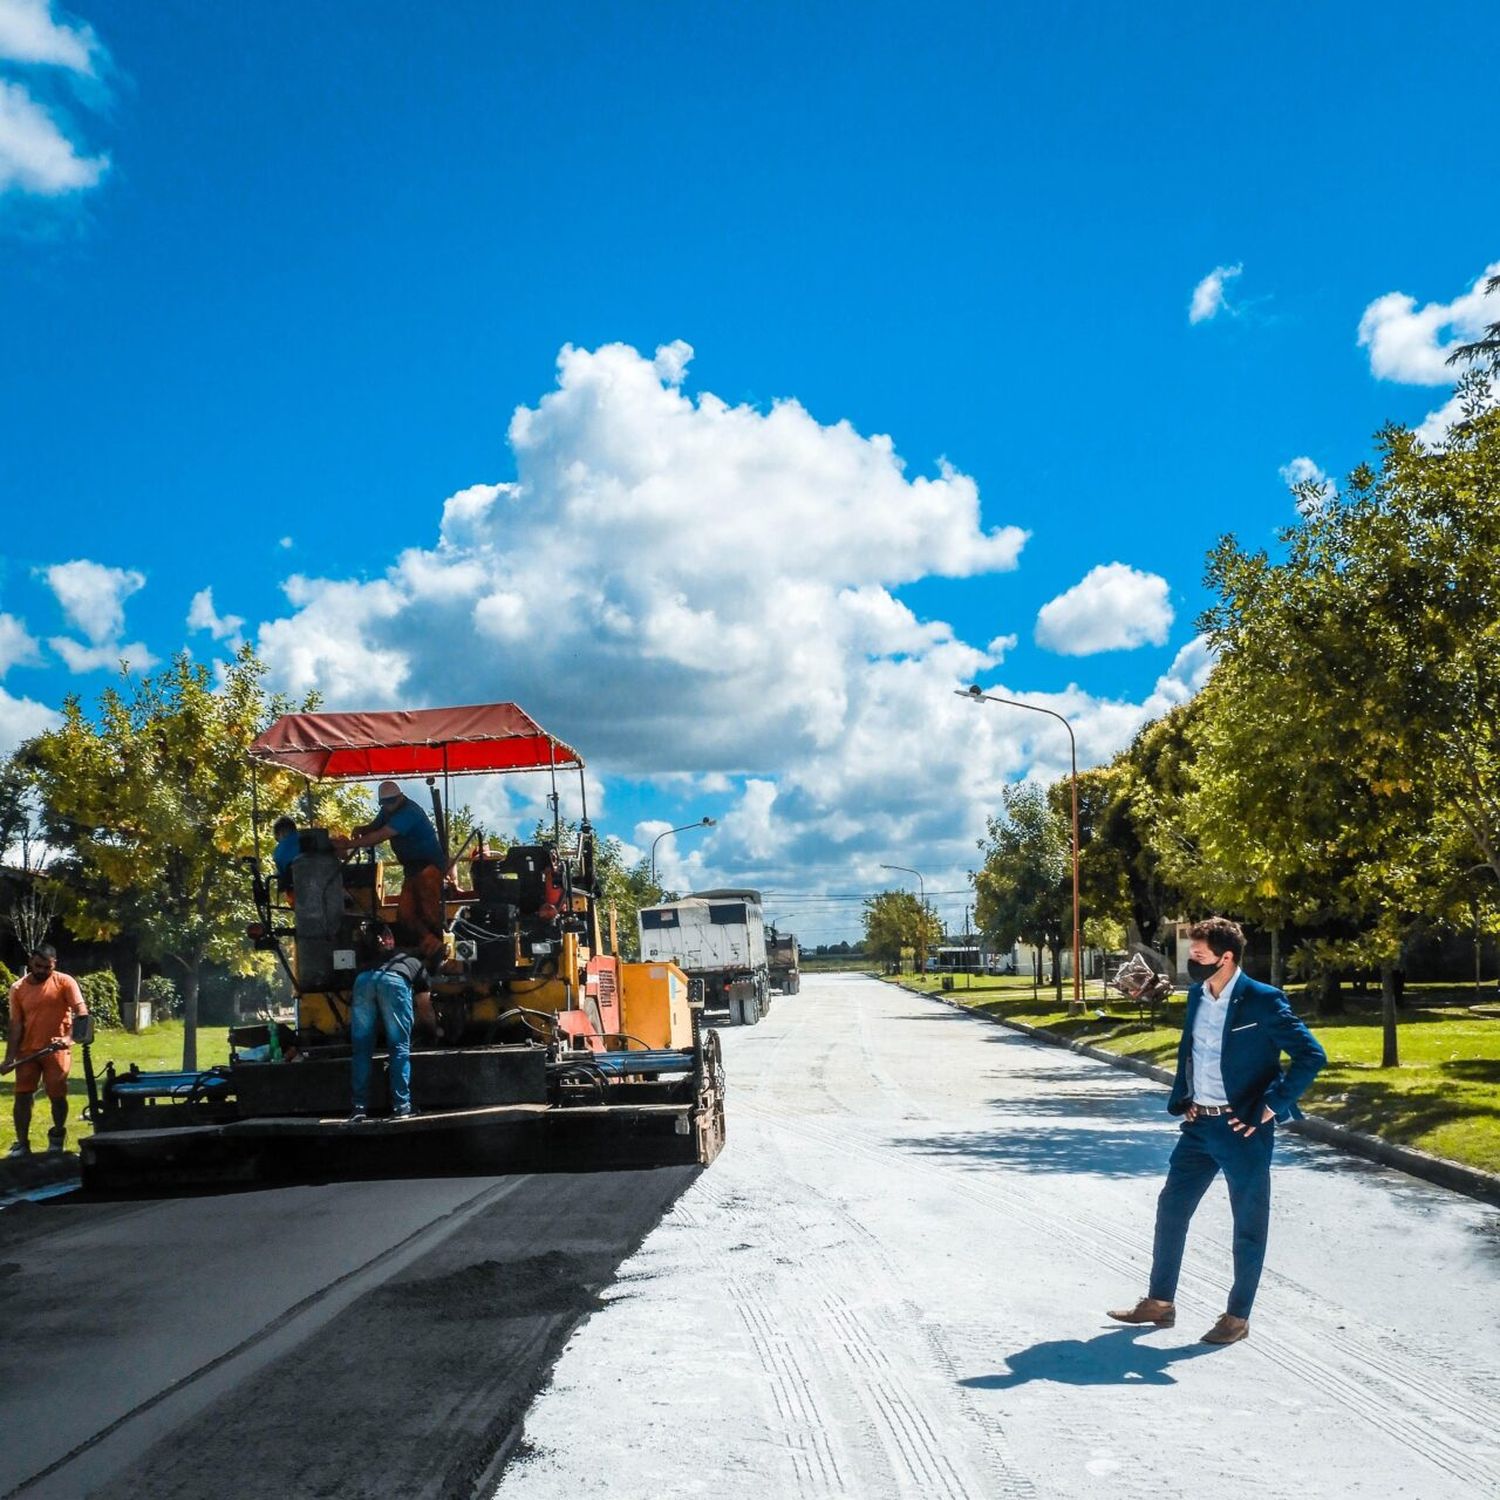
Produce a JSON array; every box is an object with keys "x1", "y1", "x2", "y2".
[
  {"x1": 336, "y1": 781, "x2": 446, "y2": 957},
  {"x1": 271, "y1": 816, "x2": 300, "y2": 903}
]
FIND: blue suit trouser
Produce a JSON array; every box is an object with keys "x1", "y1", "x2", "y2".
[
  {"x1": 1148, "y1": 1116, "x2": 1274, "y2": 1319},
  {"x1": 350, "y1": 970, "x2": 414, "y2": 1113}
]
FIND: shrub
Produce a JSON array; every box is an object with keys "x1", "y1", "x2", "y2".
[
  {"x1": 140, "y1": 974, "x2": 181, "y2": 1019},
  {"x1": 77, "y1": 971, "x2": 122, "y2": 1030},
  {"x1": 0, "y1": 961, "x2": 14, "y2": 1040}
]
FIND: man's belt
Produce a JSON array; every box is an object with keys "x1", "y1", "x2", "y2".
[{"x1": 1190, "y1": 1102, "x2": 1232, "y2": 1116}]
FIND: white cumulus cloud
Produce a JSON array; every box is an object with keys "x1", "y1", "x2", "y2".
[
  {"x1": 1357, "y1": 262, "x2": 1500, "y2": 386},
  {"x1": 0, "y1": 606, "x2": 56, "y2": 754},
  {"x1": 187, "y1": 586, "x2": 245, "y2": 644},
  {"x1": 1034, "y1": 563, "x2": 1174, "y2": 656},
  {"x1": 0, "y1": 1, "x2": 108, "y2": 199},
  {"x1": 0, "y1": 611, "x2": 40, "y2": 675},
  {"x1": 1356, "y1": 262, "x2": 1500, "y2": 445},
  {"x1": 44, "y1": 558, "x2": 156, "y2": 673},
  {"x1": 1189, "y1": 263, "x2": 1242, "y2": 324},
  {"x1": 246, "y1": 341, "x2": 1206, "y2": 920},
  {"x1": 0, "y1": 0, "x2": 95, "y2": 71},
  {"x1": 0, "y1": 687, "x2": 58, "y2": 755}
]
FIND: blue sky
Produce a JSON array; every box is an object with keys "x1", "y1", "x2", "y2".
[{"x1": 3, "y1": 1, "x2": 1498, "y2": 940}]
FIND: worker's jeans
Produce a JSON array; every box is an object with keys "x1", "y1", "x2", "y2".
[
  {"x1": 350, "y1": 971, "x2": 413, "y2": 1114},
  {"x1": 1148, "y1": 1115, "x2": 1274, "y2": 1318}
]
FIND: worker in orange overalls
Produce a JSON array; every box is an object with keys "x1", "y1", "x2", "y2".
[
  {"x1": 3, "y1": 945, "x2": 89, "y2": 1156},
  {"x1": 335, "y1": 781, "x2": 446, "y2": 959}
]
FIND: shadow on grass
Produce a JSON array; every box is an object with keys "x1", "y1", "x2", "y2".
[
  {"x1": 1303, "y1": 1079, "x2": 1500, "y2": 1141},
  {"x1": 1440, "y1": 1059, "x2": 1500, "y2": 1084},
  {"x1": 962, "y1": 1326, "x2": 1218, "y2": 1389}
]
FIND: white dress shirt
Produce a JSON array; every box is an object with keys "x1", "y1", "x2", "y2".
[{"x1": 1190, "y1": 964, "x2": 1241, "y2": 1106}]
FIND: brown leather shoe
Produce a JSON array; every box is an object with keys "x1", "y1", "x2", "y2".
[
  {"x1": 1106, "y1": 1297, "x2": 1176, "y2": 1327},
  {"x1": 1201, "y1": 1314, "x2": 1250, "y2": 1345}
]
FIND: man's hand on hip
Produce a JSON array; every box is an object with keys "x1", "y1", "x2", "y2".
[{"x1": 1228, "y1": 1106, "x2": 1277, "y2": 1136}]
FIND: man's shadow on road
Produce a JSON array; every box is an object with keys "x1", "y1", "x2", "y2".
[{"x1": 963, "y1": 1326, "x2": 1218, "y2": 1388}]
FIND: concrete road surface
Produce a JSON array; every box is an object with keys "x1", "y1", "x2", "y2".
[{"x1": 497, "y1": 973, "x2": 1500, "y2": 1500}]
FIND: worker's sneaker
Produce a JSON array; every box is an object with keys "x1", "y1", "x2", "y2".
[
  {"x1": 46, "y1": 1128, "x2": 66, "y2": 1154},
  {"x1": 1201, "y1": 1314, "x2": 1250, "y2": 1345},
  {"x1": 346, "y1": 1108, "x2": 369, "y2": 1125},
  {"x1": 391, "y1": 1106, "x2": 417, "y2": 1120},
  {"x1": 1106, "y1": 1297, "x2": 1176, "y2": 1327},
  {"x1": 6, "y1": 1141, "x2": 31, "y2": 1158}
]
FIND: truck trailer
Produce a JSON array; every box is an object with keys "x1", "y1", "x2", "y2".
[
  {"x1": 638, "y1": 890, "x2": 769, "y2": 1026},
  {"x1": 767, "y1": 928, "x2": 800, "y2": 994}
]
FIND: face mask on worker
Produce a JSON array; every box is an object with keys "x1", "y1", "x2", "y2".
[{"x1": 1186, "y1": 954, "x2": 1228, "y2": 984}]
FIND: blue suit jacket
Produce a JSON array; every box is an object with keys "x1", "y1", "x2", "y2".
[{"x1": 1167, "y1": 973, "x2": 1327, "y2": 1123}]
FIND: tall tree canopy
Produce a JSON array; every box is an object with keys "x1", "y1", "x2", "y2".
[
  {"x1": 27, "y1": 650, "x2": 361, "y2": 1068},
  {"x1": 862, "y1": 890, "x2": 940, "y2": 970},
  {"x1": 1190, "y1": 387, "x2": 1499, "y2": 1058},
  {"x1": 974, "y1": 782, "x2": 1071, "y2": 1001}
]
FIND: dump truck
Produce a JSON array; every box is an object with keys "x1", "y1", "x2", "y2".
[
  {"x1": 79, "y1": 704, "x2": 725, "y2": 1190},
  {"x1": 638, "y1": 890, "x2": 769, "y2": 1025},
  {"x1": 767, "y1": 927, "x2": 800, "y2": 994}
]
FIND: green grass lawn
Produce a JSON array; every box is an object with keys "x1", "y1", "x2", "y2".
[
  {"x1": 887, "y1": 973, "x2": 1500, "y2": 1177},
  {"x1": 0, "y1": 1023, "x2": 230, "y2": 1158}
]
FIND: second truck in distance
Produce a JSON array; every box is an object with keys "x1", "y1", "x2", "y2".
[{"x1": 639, "y1": 890, "x2": 769, "y2": 1025}]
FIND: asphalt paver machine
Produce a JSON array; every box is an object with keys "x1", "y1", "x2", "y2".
[{"x1": 80, "y1": 704, "x2": 725, "y2": 1190}]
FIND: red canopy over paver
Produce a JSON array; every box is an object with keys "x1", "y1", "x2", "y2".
[{"x1": 248, "y1": 704, "x2": 583, "y2": 781}]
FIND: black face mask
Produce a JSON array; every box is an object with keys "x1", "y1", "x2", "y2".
[{"x1": 1186, "y1": 956, "x2": 1224, "y2": 984}]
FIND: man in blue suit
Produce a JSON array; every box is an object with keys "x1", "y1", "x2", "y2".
[{"x1": 1108, "y1": 916, "x2": 1326, "y2": 1345}]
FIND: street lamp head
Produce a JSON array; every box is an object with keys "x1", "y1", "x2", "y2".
[
  {"x1": 965, "y1": 684, "x2": 984, "y2": 700},
  {"x1": 701, "y1": 816, "x2": 716, "y2": 826}
]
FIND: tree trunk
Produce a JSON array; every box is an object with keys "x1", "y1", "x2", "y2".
[
  {"x1": 1380, "y1": 961, "x2": 1400, "y2": 1068},
  {"x1": 1312, "y1": 969, "x2": 1344, "y2": 1017},
  {"x1": 1050, "y1": 941, "x2": 1063, "y2": 1005},
  {"x1": 181, "y1": 962, "x2": 201, "y2": 1071},
  {"x1": 1270, "y1": 927, "x2": 1284, "y2": 989}
]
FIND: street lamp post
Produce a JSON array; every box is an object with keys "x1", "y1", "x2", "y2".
[
  {"x1": 879, "y1": 862, "x2": 928, "y2": 975},
  {"x1": 959, "y1": 685, "x2": 1082, "y2": 1016},
  {"x1": 650, "y1": 816, "x2": 716, "y2": 885}
]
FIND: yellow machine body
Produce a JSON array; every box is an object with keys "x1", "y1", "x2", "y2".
[
  {"x1": 618, "y1": 960, "x2": 693, "y2": 1050},
  {"x1": 292, "y1": 868, "x2": 603, "y2": 1039}
]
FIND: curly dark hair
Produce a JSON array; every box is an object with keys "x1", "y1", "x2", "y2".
[{"x1": 1188, "y1": 916, "x2": 1245, "y2": 962}]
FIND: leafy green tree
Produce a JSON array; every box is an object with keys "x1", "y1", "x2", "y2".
[
  {"x1": 596, "y1": 841, "x2": 663, "y2": 961},
  {"x1": 1049, "y1": 766, "x2": 1130, "y2": 935},
  {"x1": 1086, "y1": 708, "x2": 1201, "y2": 950},
  {"x1": 26, "y1": 649, "x2": 356, "y2": 1069},
  {"x1": 529, "y1": 817, "x2": 664, "y2": 960},
  {"x1": 974, "y1": 783, "x2": 1072, "y2": 1003},
  {"x1": 862, "y1": 890, "x2": 939, "y2": 970},
  {"x1": 0, "y1": 754, "x2": 47, "y2": 872},
  {"x1": 1194, "y1": 393, "x2": 1500, "y2": 1060},
  {"x1": 1449, "y1": 275, "x2": 1500, "y2": 373}
]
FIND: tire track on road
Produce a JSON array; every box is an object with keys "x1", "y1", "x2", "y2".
[{"x1": 738, "y1": 993, "x2": 1500, "y2": 1498}]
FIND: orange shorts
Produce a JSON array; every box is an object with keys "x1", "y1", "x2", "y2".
[{"x1": 14, "y1": 1051, "x2": 69, "y2": 1099}]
